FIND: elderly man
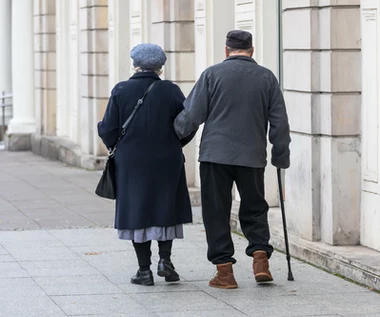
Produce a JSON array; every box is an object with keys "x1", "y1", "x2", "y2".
[{"x1": 174, "y1": 30, "x2": 291, "y2": 289}]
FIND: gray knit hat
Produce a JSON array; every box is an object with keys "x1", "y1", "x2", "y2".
[{"x1": 130, "y1": 43, "x2": 167, "y2": 70}]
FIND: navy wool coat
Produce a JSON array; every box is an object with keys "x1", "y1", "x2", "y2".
[{"x1": 98, "y1": 72, "x2": 193, "y2": 230}]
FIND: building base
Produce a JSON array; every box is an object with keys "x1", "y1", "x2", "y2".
[
  {"x1": 5, "y1": 133, "x2": 31, "y2": 151},
  {"x1": 231, "y1": 203, "x2": 380, "y2": 291},
  {"x1": 30, "y1": 134, "x2": 105, "y2": 170},
  {"x1": 29, "y1": 134, "x2": 202, "y2": 205}
]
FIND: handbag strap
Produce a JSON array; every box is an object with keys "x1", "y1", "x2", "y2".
[{"x1": 109, "y1": 80, "x2": 157, "y2": 157}]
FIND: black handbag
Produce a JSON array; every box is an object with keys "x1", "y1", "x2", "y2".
[{"x1": 95, "y1": 81, "x2": 157, "y2": 199}]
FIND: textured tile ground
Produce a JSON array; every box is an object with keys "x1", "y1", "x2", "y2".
[{"x1": 0, "y1": 151, "x2": 379, "y2": 317}]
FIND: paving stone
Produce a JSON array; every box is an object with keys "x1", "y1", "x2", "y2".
[
  {"x1": 0, "y1": 278, "x2": 46, "y2": 298},
  {"x1": 156, "y1": 309, "x2": 249, "y2": 317},
  {"x1": 0, "y1": 210, "x2": 40, "y2": 230},
  {"x1": 129, "y1": 290, "x2": 231, "y2": 313},
  {"x1": 78, "y1": 249, "x2": 138, "y2": 274},
  {"x1": 34, "y1": 275, "x2": 123, "y2": 295},
  {"x1": 0, "y1": 152, "x2": 380, "y2": 317},
  {"x1": 0, "y1": 262, "x2": 29, "y2": 278},
  {"x1": 5, "y1": 245, "x2": 81, "y2": 261},
  {"x1": 0, "y1": 199, "x2": 18, "y2": 211},
  {"x1": 28, "y1": 211, "x2": 95, "y2": 228},
  {"x1": 67, "y1": 203, "x2": 114, "y2": 213},
  {"x1": 52, "y1": 294, "x2": 150, "y2": 315},
  {"x1": 70, "y1": 242, "x2": 132, "y2": 254},
  {"x1": 50, "y1": 194, "x2": 111, "y2": 206},
  {"x1": 10, "y1": 200, "x2": 66, "y2": 210},
  {"x1": 68, "y1": 314, "x2": 159, "y2": 317},
  {"x1": 345, "y1": 313, "x2": 380, "y2": 317},
  {"x1": 48, "y1": 228, "x2": 117, "y2": 246},
  {"x1": 0, "y1": 245, "x2": 8, "y2": 255},
  {"x1": 19, "y1": 260, "x2": 101, "y2": 277},
  {"x1": 0, "y1": 230, "x2": 58, "y2": 242},
  {"x1": 0, "y1": 254, "x2": 15, "y2": 262},
  {"x1": 214, "y1": 291, "x2": 380, "y2": 317},
  {"x1": 0, "y1": 297, "x2": 66, "y2": 317},
  {"x1": 119, "y1": 280, "x2": 200, "y2": 293},
  {"x1": 78, "y1": 210, "x2": 114, "y2": 226}
]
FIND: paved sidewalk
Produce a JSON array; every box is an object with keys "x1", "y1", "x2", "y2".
[{"x1": 0, "y1": 151, "x2": 379, "y2": 317}]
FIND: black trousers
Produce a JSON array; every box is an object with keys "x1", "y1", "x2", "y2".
[
  {"x1": 132, "y1": 240, "x2": 173, "y2": 270},
  {"x1": 200, "y1": 162, "x2": 273, "y2": 264}
]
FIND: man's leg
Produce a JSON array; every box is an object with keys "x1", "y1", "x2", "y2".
[
  {"x1": 200, "y1": 162, "x2": 235, "y2": 264},
  {"x1": 235, "y1": 167, "x2": 273, "y2": 282},
  {"x1": 200, "y1": 162, "x2": 238, "y2": 289}
]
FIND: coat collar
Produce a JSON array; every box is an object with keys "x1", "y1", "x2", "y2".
[
  {"x1": 224, "y1": 55, "x2": 258, "y2": 64},
  {"x1": 130, "y1": 71, "x2": 161, "y2": 80}
]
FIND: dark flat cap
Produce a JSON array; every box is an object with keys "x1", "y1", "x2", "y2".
[{"x1": 226, "y1": 30, "x2": 252, "y2": 49}]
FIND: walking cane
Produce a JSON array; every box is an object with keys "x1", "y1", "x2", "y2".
[{"x1": 276, "y1": 168, "x2": 294, "y2": 281}]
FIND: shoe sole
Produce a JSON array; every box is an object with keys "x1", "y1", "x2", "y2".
[
  {"x1": 130, "y1": 280, "x2": 154, "y2": 286},
  {"x1": 157, "y1": 269, "x2": 170, "y2": 277},
  {"x1": 209, "y1": 283, "x2": 238, "y2": 289},
  {"x1": 255, "y1": 273, "x2": 273, "y2": 283},
  {"x1": 157, "y1": 269, "x2": 180, "y2": 282}
]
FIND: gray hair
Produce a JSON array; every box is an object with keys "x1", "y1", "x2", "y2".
[
  {"x1": 226, "y1": 46, "x2": 253, "y2": 55},
  {"x1": 134, "y1": 67, "x2": 163, "y2": 76}
]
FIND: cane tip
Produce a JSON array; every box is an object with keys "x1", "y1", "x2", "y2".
[{"x1": 288, "y1": 272, "x2": 294, "y2": 281}]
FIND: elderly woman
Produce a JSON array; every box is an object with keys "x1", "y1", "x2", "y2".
[{"x1": 98, "y1": 44, "x2": 194, "y2": 286}]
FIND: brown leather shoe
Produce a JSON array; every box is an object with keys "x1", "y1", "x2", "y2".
[
  {"x1": 209, "y1": 262, "x2": 238, "y2": 289},
  {"x1": 253, "y1": 251, "x2": 273, "y2": 283}
]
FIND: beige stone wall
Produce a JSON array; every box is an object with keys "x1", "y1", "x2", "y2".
[
  {"x1": 360, "y1": 0, "x2": 380, "y2": 252},
  {"x1": 34, "y1": 0, "x2": 57, "y2": 136},
  {"x1": 79, "y1": 0, "x2": 109, "y2": 156},
  {"x1": 151, "y1": 0, "x2": 195, "y2": 95},
  {"x1": 283, "y1": 0, "x2": 361, "y2": 244},
  {"x1": 150, "y1": 0, "x2": 197, "y2": 186}
]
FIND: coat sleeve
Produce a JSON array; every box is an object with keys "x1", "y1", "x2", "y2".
[
  {"x1": 97, "y1": 87, "x2": 120, "y2": 149},
  {"x1": 268, "y1": 74, "x2": 291, "y2": 169},
  {"x1": 172, "y1": 83, "x2": 197, "y2": 147},
  {"x1": 174, "y1": 71, "x2": 209, "y2": 140}
]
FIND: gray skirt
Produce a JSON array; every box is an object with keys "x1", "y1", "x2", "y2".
[{"x1": 118, "y1": 224, "x2": 184, "y2": 243}]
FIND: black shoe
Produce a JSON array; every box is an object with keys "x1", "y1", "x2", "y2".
[
  {"x1": 157, "y1": 259, "x2": 180, "y2": 282},
  {"x1": 131, "y1": 269, "x2": 154, "y2": 286}
]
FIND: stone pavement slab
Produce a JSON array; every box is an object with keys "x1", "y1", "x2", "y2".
[
  {"x1": 0, "y1": 224, "x2": 378, "y2": 317},
  {"x1": 0, "y1": 151, "x2": 113, "y2": 230},
  {"x1": 1, "y1": 151, "x2": 380, "y2": 317}
]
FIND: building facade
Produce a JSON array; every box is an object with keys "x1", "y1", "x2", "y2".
[{"x1": 1, "y1": 0, "x2": 379, "y2": 280}]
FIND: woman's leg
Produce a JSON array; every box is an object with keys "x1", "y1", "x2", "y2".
[
  {"x1": 157, "y1": 240, "x2": 179, "y2": 282},
  {"x1": 132, "y1": 240, "x2": 152, "y2": 271},
  {"x1": 158, "y1": 240, "x2": 172, "y2": 261},
  {"x1": 131, "y1": 240, "x2": 154, "y2": 286}
]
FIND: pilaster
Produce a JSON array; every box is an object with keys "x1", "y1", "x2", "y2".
[
  {"x1": 0, "y1": 0, "x2": 12, "y2": 136},
  {"x1": 7, "y1": 0, "x2": 36, "y2": 150},
  {"x1": 283, "y1": 0, "x2": 361, "y2": 244},
  {"x1": 34, "y1": 0, "x2": 57, "y2": 136},
  {"x1": 79, "y1": 0, "x2": 109, "y2": 156}
]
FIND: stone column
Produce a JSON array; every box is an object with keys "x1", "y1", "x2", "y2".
[
  {"x1": 283, "y1": 1, "x2": 361, "y2": 244},
  {"x1": 0, "y1": 0, "x2": 12, "y2": 91},
  {"x1": 150, "y1": 0, "x2": 196, "y2": 186},
  {"x1": 6, "y1": 0, "x2": 36, "y2": 150},
  {"x1": 0, "y1": 0, "x2": 12, "y2": 138},
  {"x1": 79, "y1": 0, "x2": 108, "y2": 157},
  {"x1": 108, "y1": 0, "x2": 130, "y2": 90},
  {"x1": 191, "y1": 0, "x2": 235, "y2": 188},
  {"x1": 233, "y1": 0, "x2": 279, "y2": 206},
  {"x1": 56, "y1": 0, "x2": 80, "y2": 142},
  {"x1": 34, "y1": 0, "x2": 56, "y2": 136},
  {"x1": 360, "y1": 0, "x2": 380, "y2": 252}
]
